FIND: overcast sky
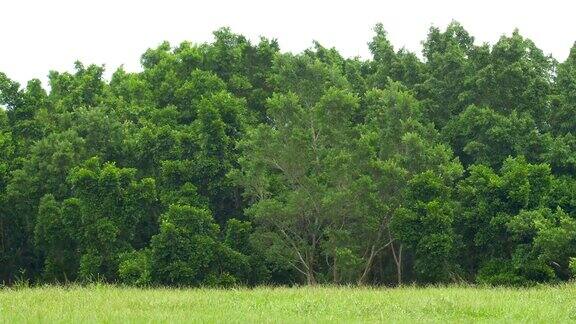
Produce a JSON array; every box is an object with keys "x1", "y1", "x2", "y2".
[{"x1": 1, "y1": 0, "x2": 575, "y2": 86}]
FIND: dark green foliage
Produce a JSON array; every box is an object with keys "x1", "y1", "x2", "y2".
[
  {"x1": 149, "y1": 205, "x2": 249, "y2": 286},
  {"x1": 1, "y1": 24, "x2": 576, "y2": 287},
  {"x1": 118, "y1": 250, "x2": 151, "y2": 286}
]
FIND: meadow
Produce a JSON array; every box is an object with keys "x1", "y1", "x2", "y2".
[{"x1": 1, "y1": 284, "x2": 575, "y2": 323}]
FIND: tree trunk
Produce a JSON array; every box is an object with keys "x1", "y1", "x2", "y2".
[
  {"x1": 0, "y1": 218, "x2": 4, "y2": 253},
  {"x1": 305, "y1": 249, "x2": 316, "y2": 285},
  {"x1": 391, "y1": 242, "x2": 403, "y2": 286},
  {"x1": 396, "y1": 245, "x2": 402, "y2": 285},
  {"x1": 333, "y1": 255, "x2": 339, "y2": 284},
  {"x1": 306, "y1": 270, "x2": 317, "y2": 285},
  {"x1": 358, "y1": 245, "x2": 376, "y2": 285}
]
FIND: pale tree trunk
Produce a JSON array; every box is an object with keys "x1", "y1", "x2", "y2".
[
  {"x1": 358, "y1": 220, "x2": 386, "y2": 285},
  {"x1": 358, "y1": 245, "x2": 377, "y2": 285},
  {"x1": 333, "y1": 254, "x2": 339, "y2": 284},
  {"x1": 279, "y1": 228, "x2": 317, "y2": 285},
  {"x1": 358, "y1": 237, "x2": 395, "y2": 285},
  {"x1": 305, "y1": 251, "x2": 316, "y2": 285},
  {"x1": 297, "y1": 252, "x2": 316, "y2": 285},
  {"x1": 306, "y1": 236, "x2": 318, "y2": 285},
  {"x1": 306, "y1": 271, "x2": 317, "y2": 285},
  {"x1": 398, "y1": 245, "x2": 402, "y2": 285},
  {"x1": 391, "y1": 242, "x2": 403, "y2": 286}
]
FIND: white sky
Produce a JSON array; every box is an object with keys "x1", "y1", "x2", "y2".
[{"x1": 1, "y1": 0, "x2": 575, "y2": 87}]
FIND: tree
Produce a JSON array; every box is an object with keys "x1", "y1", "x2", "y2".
[
  {"x1": 149, "y1": 204, "x2": 248, "y2": 286},
  {"x1": 2, "y1": 24, "x2": 576, "y2": 287},
  {"x1": 360, "y1": 82, "x2": 462, "y2": 284},
  {"x1": 34, "y1": 195, "x2": 79, "y2": 282},
  {"x1": 237, "y1": 87, "x2": 359, "y2": 284},
  {"x1": 367, "y1": 23, "x2": 425, "y2": 89},
  {"x1": 455, "y1": 157, "x2": 572, "y2": 284},
  {"x1": 418, "y1": 22, "x2": 477, "y2": 128},
  {"x1": 66, "y1": 157, "x2": 158, "y2": 281},
  {"x1": 551, "y1": 43, "x2": 576, "y2": 135},
  {"x1": 443, "y1": 105, "x2": 542, "y2": 167},
  {"x1": 0, "y1": 109, "x2": 16, "y2": 282},
  {"x1": 470, "y1": 30, "x2": 554, "y2": 120}
]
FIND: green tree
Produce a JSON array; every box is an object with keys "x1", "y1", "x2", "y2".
[
  {"x1": 237, "y1": 87, "x2": 359, "y2": 284},
  {"x1": 150, "y1": 205, "x2": 248, "y2": 286},
  {"x1": 66, "y1": 158, "x2": 158, "y2": 281},
  {"x1": 360, "y1": 82, "x2": 462, "y2": 284}
]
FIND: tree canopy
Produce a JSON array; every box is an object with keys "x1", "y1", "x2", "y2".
[{"x1": 1, "y1": 24, "x2": 576, "y2": 286}]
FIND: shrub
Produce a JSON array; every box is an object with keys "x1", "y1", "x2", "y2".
[
  {"x1": 476, "y1": 259, "x2": 526, "y2": 286},
  {"x1": 118, "y1": 250, "x2": 151, "y2": 286}
]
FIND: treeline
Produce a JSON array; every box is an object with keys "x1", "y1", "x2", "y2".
[{"x1": 1, "y1": 23, "x2": 576, "y2": 286}]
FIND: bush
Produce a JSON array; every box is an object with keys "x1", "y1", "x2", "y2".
[
  {"x1": 476, "y1": 258, "x2": 556, "y2": 286},
  {"x1": 79, "y1": 251, "x2": 103, "y2": 283},
  {"x1": 150, "y1": 205, "x2": 252, "y2": 287},
  {"x1": 203, "y1": 272, "x2": 239, "y2": 287},
  {"x1": 476, "y1": 259, "x2": 526, "y2": 286},
  {"x1": 118, "y1": 250, "x2": 151, "y2": 286}
]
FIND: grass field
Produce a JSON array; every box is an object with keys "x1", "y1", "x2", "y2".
[{"x1": 1, "y1": 284, "x2": 575, "y2": 323}]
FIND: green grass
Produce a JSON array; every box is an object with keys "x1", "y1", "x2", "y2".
[{"x1": 1, "y1": 284, "x2": 576, "y2": 323}]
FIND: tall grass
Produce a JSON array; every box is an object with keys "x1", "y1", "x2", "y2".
[{"x1": 1, "y1": 284, "x2": 575, "y2": 323}]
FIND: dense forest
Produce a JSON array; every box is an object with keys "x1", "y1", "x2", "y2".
[{"x1": 1, "y1": 22, "x2": 576, "y2": 287}]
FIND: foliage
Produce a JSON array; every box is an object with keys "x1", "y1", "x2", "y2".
[{"x1": 1, "y1": 24, "x2": 576, "y2": 287}]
